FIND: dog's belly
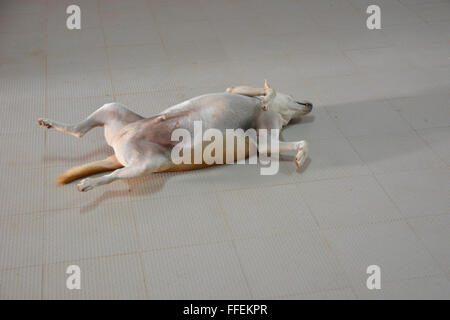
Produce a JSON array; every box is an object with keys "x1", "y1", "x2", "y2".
[
  {"x1": 161, "y1": 138, "x2": 254, "y2": 172},
  {"x1": 132, "y1": 93, "x2": 262, "y2": 147},
  {"x1": 112, "y1": 93, "x2": 262, "y2": 170}
]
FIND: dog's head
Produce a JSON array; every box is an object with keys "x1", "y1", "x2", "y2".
[{"x1": 262, "y1": 81, "x2": 313, "y2": 121}]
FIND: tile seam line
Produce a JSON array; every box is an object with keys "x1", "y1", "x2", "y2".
[
  {"x1": 40, "y1": 0, "x2": 50, "y2": 301},
  {"x1": 371, "y1": 171, "x2": 450, "y2": 279},
  {"x1": 321, "y1": 103, "x2": 400, "y2": 299},
  {"x1": 212, "y1": 183, "x2": 254, "y2": 299},
  {"x1": 97, "y1": 0, "x2": 115, "y2": 101},
  {"x1": 31, "y1": 238, "x2": 233, "y2": 271},
  {"x1": 130, "y1": 207, "x2": 149, "y2": 299},
  {"x1": 146, "y1": 1, "x2": 184, "y2": 101},
  {"x1": 385, "y1": 98, "x2": 450, "y2": 169},
  {"x1": 99, "y1": 0, "x2": 147, "y2": 298},
  {"x1": 5, "y1": 210, "x2": 450, "y2": 273}
]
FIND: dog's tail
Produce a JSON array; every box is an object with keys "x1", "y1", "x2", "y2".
[{"x1": 57, "y1": 155, "x2": 124, "y2": 185}]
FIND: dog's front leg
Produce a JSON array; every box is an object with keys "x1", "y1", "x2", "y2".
[{"x1": 256, "y1": 112, "x2": 309, "y2": 168}]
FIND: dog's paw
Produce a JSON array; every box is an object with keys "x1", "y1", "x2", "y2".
[
  {"x1": 295, "y1": 140, "x2": 309, "y2": 168},
  {"x1": 77, "y1": 178, "x2": 94, "y2": 192},
  {"x1": 37, "y1": 118, "x2": 53, "y2": 129}
]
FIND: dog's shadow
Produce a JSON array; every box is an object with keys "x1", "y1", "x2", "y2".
[{"x1": 78, "y1": 173, "x2": 169, "y2": 214}]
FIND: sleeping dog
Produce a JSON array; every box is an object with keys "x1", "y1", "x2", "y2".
[{"x1": 37, "y1": 81, "x2": 312, "y2": 191}]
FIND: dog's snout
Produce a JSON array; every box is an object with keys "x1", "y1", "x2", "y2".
[
  {"x1": 296, "y1": 101, "x2": 313, "y2": 112},
  {"x1": 305, "y1": 102, "x2": 313, "y2": 111}
]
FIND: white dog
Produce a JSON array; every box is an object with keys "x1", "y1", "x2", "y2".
[{"x1": 37, "y1": 81, "x2": 312, "y2": 192}]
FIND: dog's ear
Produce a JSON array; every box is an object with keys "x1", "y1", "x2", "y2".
[{"x1": 261, "y1": 80, "x2": 275, "y2": 111}]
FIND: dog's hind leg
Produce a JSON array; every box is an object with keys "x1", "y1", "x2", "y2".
[
  {"x1": 57, "y1": 155, "x2": 124, "y2": 185},
  {"x1": 37, "y1": 102, "x2": 143, "y2": 139},
  {"x1": 76, "y1": 152, "x2": 170, "y2": 192}
]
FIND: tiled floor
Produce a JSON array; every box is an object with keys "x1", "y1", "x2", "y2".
[{"x1": 0, "y1": 0, "x2": 449, "y2": 300}]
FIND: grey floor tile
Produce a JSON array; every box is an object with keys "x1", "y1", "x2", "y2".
[
  {"x1": 277, "y1": 29, "x2": 341, "y2": 56},
  {"x1": 44, "y1": 164, "x2": 131, "y2": 212},
  {"x1": 417, "y1": 126, "x2": 450, "y2": 165},
  {"x1": 288, "y1": 50, "x2": 358, "y2": 78},
  {"x1": 46, "y1": 95, "x2": 114, "y2": 120},
  {"x1": 0, "y1": 167, "x2": 44, "y2": 216},
  {"x1": 409, "y1": 214, "x2": 450, "y2": 274},
  {"x1": 349, "y1": 132, "x2": 445, "y2": 174},
  {"x1": 405, "y1": 45, "x2": 450, "y2": 68},
  {"x1": 2, "y1": 0, "x2": 47, "y2": 15},
  {"x1": 103, "y1": 24, "x2": 161, "y2": 46},
  {"x1": 344, "y1": 47, "x2": 414, "y2": 72},
  {"x1": 0, "y1": 54, "x2": 45, "y2": 79},
  {"x1": 326, "y1": 100, "x2": 414, "y2": 137},
  {"x1": 43, "y1": 254, "x2": 146, "y2": 299},
  {"x1": 0, "y1": 84, "x2": 45, "y2": 121},
  {"x1": 298, "y1": 175, "x2": 402, "y2": 229},
  {"x1": 202, "y1": 0, "x2": 260, "y2": 22},
  {"x1": 100, "y1": 10, "x2": 156, "y2": 29},
  {"x1": 0, "y1": 132, "x2": 45, "y2": 169},
  {"x1": 0, "y1": 95, "x2": 45, "y2": 136},
  {"x1": 172, "y1": 61, "x2": 238, "y2": 91},
  {"x1": 0, "y1": 32, "x2": 46, "y2": 59},
  {"x1": 235, "y1": 232, "x2": 350, "y2": 298},
  {"x1": 0, "y1": 266, "x2": 42, "y2": 300},
  {"x1": 218, "y1": 184, "x2": 317, "y2": 239},
  {"x1": 44, "y1": 204, "x2": 139, "y2": 264},
  {"x1": 210, "y1": 160, "x2": 297, "y2": 191},
  {"x1": 47, "y1": 28, "x2": 105, "y2": 52},
  {"x1": 99, "y1": 0, "x2": 148, "y2": 14},
  {"x1": 381, "y1": 23, "x2": 447, "y2": 49},
  {"x1": 309, "y1": 74, "x2": 379, "y2": 105},
  {"x1": 355, "y1": 276, "x2": 450, "y2": 300},
  {"x1": 323, "y1": 221, "x2": 444, "y2": 288},
  {"x1": 44, "y1": 129, "x2": 111, "y2": 169},
  {"x1": 309, "y1": 2, "x2": 364, "y2": 28},
  {"x1": 221, "y1": 34, "x2": 288, "y2": 62},
  {"x1": 115, "y1": 91, "x2": 184, "y2": 116},
  {"x1": 47, "y1": 69, "x2": 113, "y2": 99},
  {"x1": 0, "y1": 11, "x2": 46, "y2": 34},
  {"x1": 134, "y1": 194, "x2": 229, "y2": 251},
  {"x1": 142, "y1": 242, "x2": 251, "y2": 299},
  {"x1": 366, "y1": 69, "x2": 444, "y2": 100},
  {"x1": 152, "y1": 1, "x2": 208, "y2": 24},
  {"x1": 282, "y1": 106, "x2": 344, "y2": 141},
  {"x1": 0, "y1": 214, "x2": 44, "y2": 269},
  {"x1": 389, "y1": 93, "x2": 450, "y2": 130},
  {"x1": 326, "y1": 25, "x2": 394, "y2": 51},
  {"x1": 376, "y1": 169, "x2": 450, "y2": 218},
  {"x1": 165, "y1": 38, "x2": 228, "y2": 65},
  {"x1": 158, "y1": 20, "x2": 217, "y2": 47},
  {"x1": 122, "y1": 168, "x2": 217, "y2": 201},
  {"x1": 47, "y1": 46, "x2": 108, "y2": 75},
  {"x1": 107, "y1": 43, "x2": 168, "y2": 70},
  {"x1": 406, "y1": 2, "x2": 450, "y2": 23},
  {"x1": 111, "y1": 65, "x2": 177, "y2": 95}
]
